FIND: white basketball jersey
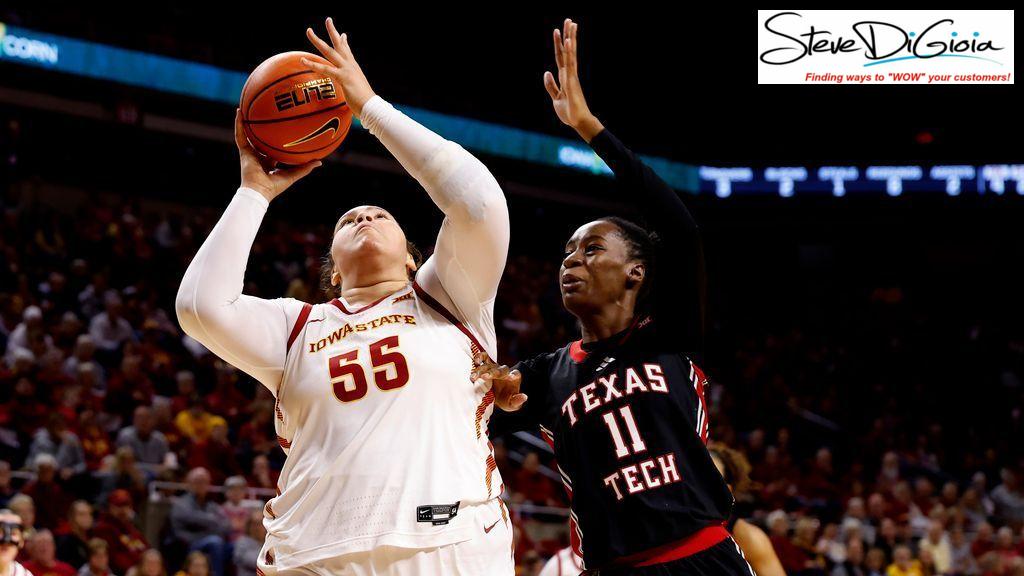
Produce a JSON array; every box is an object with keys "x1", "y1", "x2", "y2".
[{"x1": 260, "y1": 281, "x2": 503, "y2": 569}]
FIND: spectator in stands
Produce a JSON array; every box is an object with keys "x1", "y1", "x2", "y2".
[
  {"x1": 991, "y1": 468, "x2": 1024, "y2": 525},
  {"x1": 105, "y1": 354, "x2": 154, "y2": 423},
  {"x1": 768, "y1": 511, "x2": 810, "y2": 573},
  {"x1": 55, "y1": 500, "x2": 93, "y2": 568},
  {"x1": 95, "y1": 447, "x2": 146, "y2": 506},
  {"x1": 21, "y1": 454, "x2": 72, "y2": 531},
  {"x1": 7, "y1": 495, "x2": 36, "y2": 544},
  {"x1": 246, "y1": 455, "x2": 277, "y2": 492},
  {"x1": 992, "y1": 526, "x2": 1021, "y2": 565},
  {"x1": 62, "y1": 335, "x2": 105, "y2": 388},
  {"x1": 220, "y1": 477, "x2": 248, "y2": 543},
  {"x1": 174, "y1": 396, "x2": 226, "y2": 446},
  {"x1": 116, "y1": 406, "x2": 169, "y2": 468},
  {"x1": 169, "y1": 468, "x2": 229, "y2": 576},
  {"x1": 23, "y1": 529, "x2": 76, "y2": 576},
  {"x1": 918, "y1": 519, "x2": 952, "y2": 574},
  {"x1": 4, "y1": 305, "x2": 50, "y2": 366},
  {"x1": 125, "y1": 549, "x2": 165, "y2": 576},
  {"x1": 92, "y1": 490, "x2": 147, "y2": 575},
  {"x1": 185, "y1": 424, "x2": 237, "y2": 485},
  {"x1": 886, "y1": 545, "x2": 923, "y2": 576},
  {"x1": 174, "y1": 551, "x2": 210, "y2": 576},
  {"x1": 26, "y1": 413, "x2": 86, "y2": 480},
  {"x1": 88, "y1": 291, "x2": 135, "y2": 358},
  {"x1": 78, "y1": 409, "x2": 112, "y2": 473},
  {"x1": 865, "y1": 548, "x2": 887, "y2": 576},
  {"x1": 4, "y1": 377, "x2": 49, "y2": 443},
  {"x1": 169, "y1": 372, "x2": 196, "y2": 416},
  {"x1": 202, "y1": 363, "x2": 245, "y2": 427},
  {"x1": 832, "y1": 537, "x2": 867, "y2": 576},
  {"x1": 231, "y1": 510, "x2": 264, "y2": 576},
  {"x1": 76, "y1": 539, "x2": 113, "y2": 576}
]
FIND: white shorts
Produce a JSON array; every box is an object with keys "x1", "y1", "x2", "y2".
[{"x1": 257, "y1": 499, "x2": 515, "y2": 576}]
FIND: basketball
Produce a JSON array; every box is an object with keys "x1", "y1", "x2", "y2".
[{"x1": 240, "y1": 51, "x2": 353, "y2": 165}]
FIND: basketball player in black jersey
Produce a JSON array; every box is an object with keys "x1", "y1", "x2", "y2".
[{"x1": 477, "y1": 19, "x2": 757, "y2": 575}]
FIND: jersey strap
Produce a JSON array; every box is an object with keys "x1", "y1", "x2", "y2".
[{"x1": 286, "y1": 302, "x2": 314, "y2": 353}]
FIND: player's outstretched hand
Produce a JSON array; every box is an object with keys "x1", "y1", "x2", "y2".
[
  {"x1": 235, "y1": 109, "x2": 321, "y2": 203},
  {"x1": 543, "y1": 18, "x2": 604, "y2": 143},
  {"x1": 472, "y1": 352, "x2": 527, "y2": 413},
  {"x1": 303, "y1": 17, "x2": 376, "y2": 120}
]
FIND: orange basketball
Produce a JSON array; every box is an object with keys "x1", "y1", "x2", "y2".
[{"x1": 240, "y1": 51, "x2": 353, "y2": 165}]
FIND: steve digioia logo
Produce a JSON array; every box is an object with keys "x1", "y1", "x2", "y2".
[{"x1": 759, "y1": 12, "x2": 1005, "y2": 67}]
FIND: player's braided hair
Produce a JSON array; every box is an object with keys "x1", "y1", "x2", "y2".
[
  {"x1": 319, "y1": 241, "x2": 423, "y2": 299},
  {"x1": 597, "y1": 216, "x2": 659, "y2": 318}
]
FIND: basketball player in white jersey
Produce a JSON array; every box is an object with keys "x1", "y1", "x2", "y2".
[
  {"x1": 0, "y1": 510, "x2": 32, "y2": 576},
  {"x1": 175, "y1": 17, "x2": 513, "y2": 575}
]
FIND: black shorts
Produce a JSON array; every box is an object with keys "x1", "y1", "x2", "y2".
[{"x1": 586, "y1": 537, "x2": 756, "y2": 576}]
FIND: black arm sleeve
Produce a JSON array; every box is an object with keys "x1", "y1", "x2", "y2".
[{"x1": 589, "y1": 128, "x2": 706, "y2": 361}]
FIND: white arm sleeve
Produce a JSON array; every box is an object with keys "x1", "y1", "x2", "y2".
[
  {"x1": 174, "y1": 187, "x2": 306, "y2": 393},
  {"x1": 360, "y1": 96, "x2": 510, "y2": 358}
]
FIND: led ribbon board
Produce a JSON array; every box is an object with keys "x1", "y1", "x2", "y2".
[{"x1": 0, "y1": 22, "x2": 699, "y2": 192}]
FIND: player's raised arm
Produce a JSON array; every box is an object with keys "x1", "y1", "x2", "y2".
[
  {"x1": 174, "y1": 113, "x2": 321, "y2": 392},
  {"x1": 304, "y1": 18, "x2": 510, "y2": 354},
  {"x1": 544, "y1": 18, "x2": 706, "y2": 360}
]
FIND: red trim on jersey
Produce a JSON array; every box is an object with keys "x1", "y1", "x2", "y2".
[
  {"x1": 568, "y1": 340, "x2": 587, "y2": 363},
  {"x1": 691, "y1": 362, "x2": 710, "y2": 444},
  {"x1": 612, "y1": 525, "x2": 730, "y2": 568},
  {"x1": 567, "y1": 315, "x2": 650, "y2": 364},
  {"x1": 475, "y1": 390, "x2": 495, "y2": 439},
  {"x1": 286, "y1": 302, "x2": 313, "y2": 353},
  {"x1": 330, "y1": 289, "x2": 404, "y2": 315},
  {"x1": 411, "y1": 281, "x2": 488, "y2": 358}
]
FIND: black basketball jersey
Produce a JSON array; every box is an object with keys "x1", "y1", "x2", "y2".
[
  {"x1": 490, "y1": 126, "x2": 732, "y2": 569},
  {"x1": 513, "y1": 316, "x2": 734, "y2": 569}
]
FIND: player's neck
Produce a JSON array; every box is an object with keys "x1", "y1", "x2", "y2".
[
  {"x1": 340, "y1": 279, "x2": 409, "y2": 308},
  {"x1": 578, "y1": 303, "x2": 635, "y2": 344}
]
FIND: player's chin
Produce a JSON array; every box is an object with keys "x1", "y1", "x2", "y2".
[{"x1": 560, "y1": 287, "x2": 592, "y2": 313}]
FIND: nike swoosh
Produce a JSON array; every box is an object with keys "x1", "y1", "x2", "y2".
[
  {"x1": 283, "y1": 117, "x2": 341, "y2": 148},
  {"x1": 484, "y1": 519, "x2": 500, "y2": 534}
]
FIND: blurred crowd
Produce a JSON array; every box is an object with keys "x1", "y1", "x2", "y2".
[{"x1": 2, "y1": 163, "x2": 1023, "y2": 576}]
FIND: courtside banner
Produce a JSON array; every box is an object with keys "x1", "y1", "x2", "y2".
[{"x1": 757, "y1": 10, "x2": 1014, "y2": 84}]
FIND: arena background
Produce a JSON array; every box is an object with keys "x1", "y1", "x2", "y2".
[{"x1": 1, "y1": 7, "x2": 1022, "y2": 576}]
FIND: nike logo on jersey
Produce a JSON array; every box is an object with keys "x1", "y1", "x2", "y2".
[
  {"x1": 484, "y1": 519, "x2": 500, "y2": 533},
  {"x1": 283, "y1": 117, "x2": 341, "y2": 148}
]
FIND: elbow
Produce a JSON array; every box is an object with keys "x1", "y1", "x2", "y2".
[
  {"x1": 174, "y1": 279, "x2": 208, "y2": 336},
  {"x1": 447, "y1": 150, "x2": 508, "y2": 225}
]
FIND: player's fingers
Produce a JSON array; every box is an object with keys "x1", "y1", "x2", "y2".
[
  {"x1": 301, "y1": 57, "x2": 336, "y2": 78},
  {"x1": 509, "y1": 393, "x2": 528, "y2": 409},
  {"x1": 339, "y1": 33, "x2": 354, "y2": 60},
  {"x1": 233, "y1": 109, "x2": 249, "y2": 151},
  {"x1": 275, "y1": 160, "x2": 322, "y2": 185},
  {"x1": 543, "y1": 71, "x2": 560, "y2": 100},
  {"x1": 306, "y1": 28, "x2": 342, "y2": 65},
  {"x1": 325, "y1": 17, "x2": 344, "y2": 51},
  {"x1": 563, "y1": 18, "x2": 572, "y2": 48},
  {"x1": 553, "y1": 29, "x2": 564, "y2": 69}
]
